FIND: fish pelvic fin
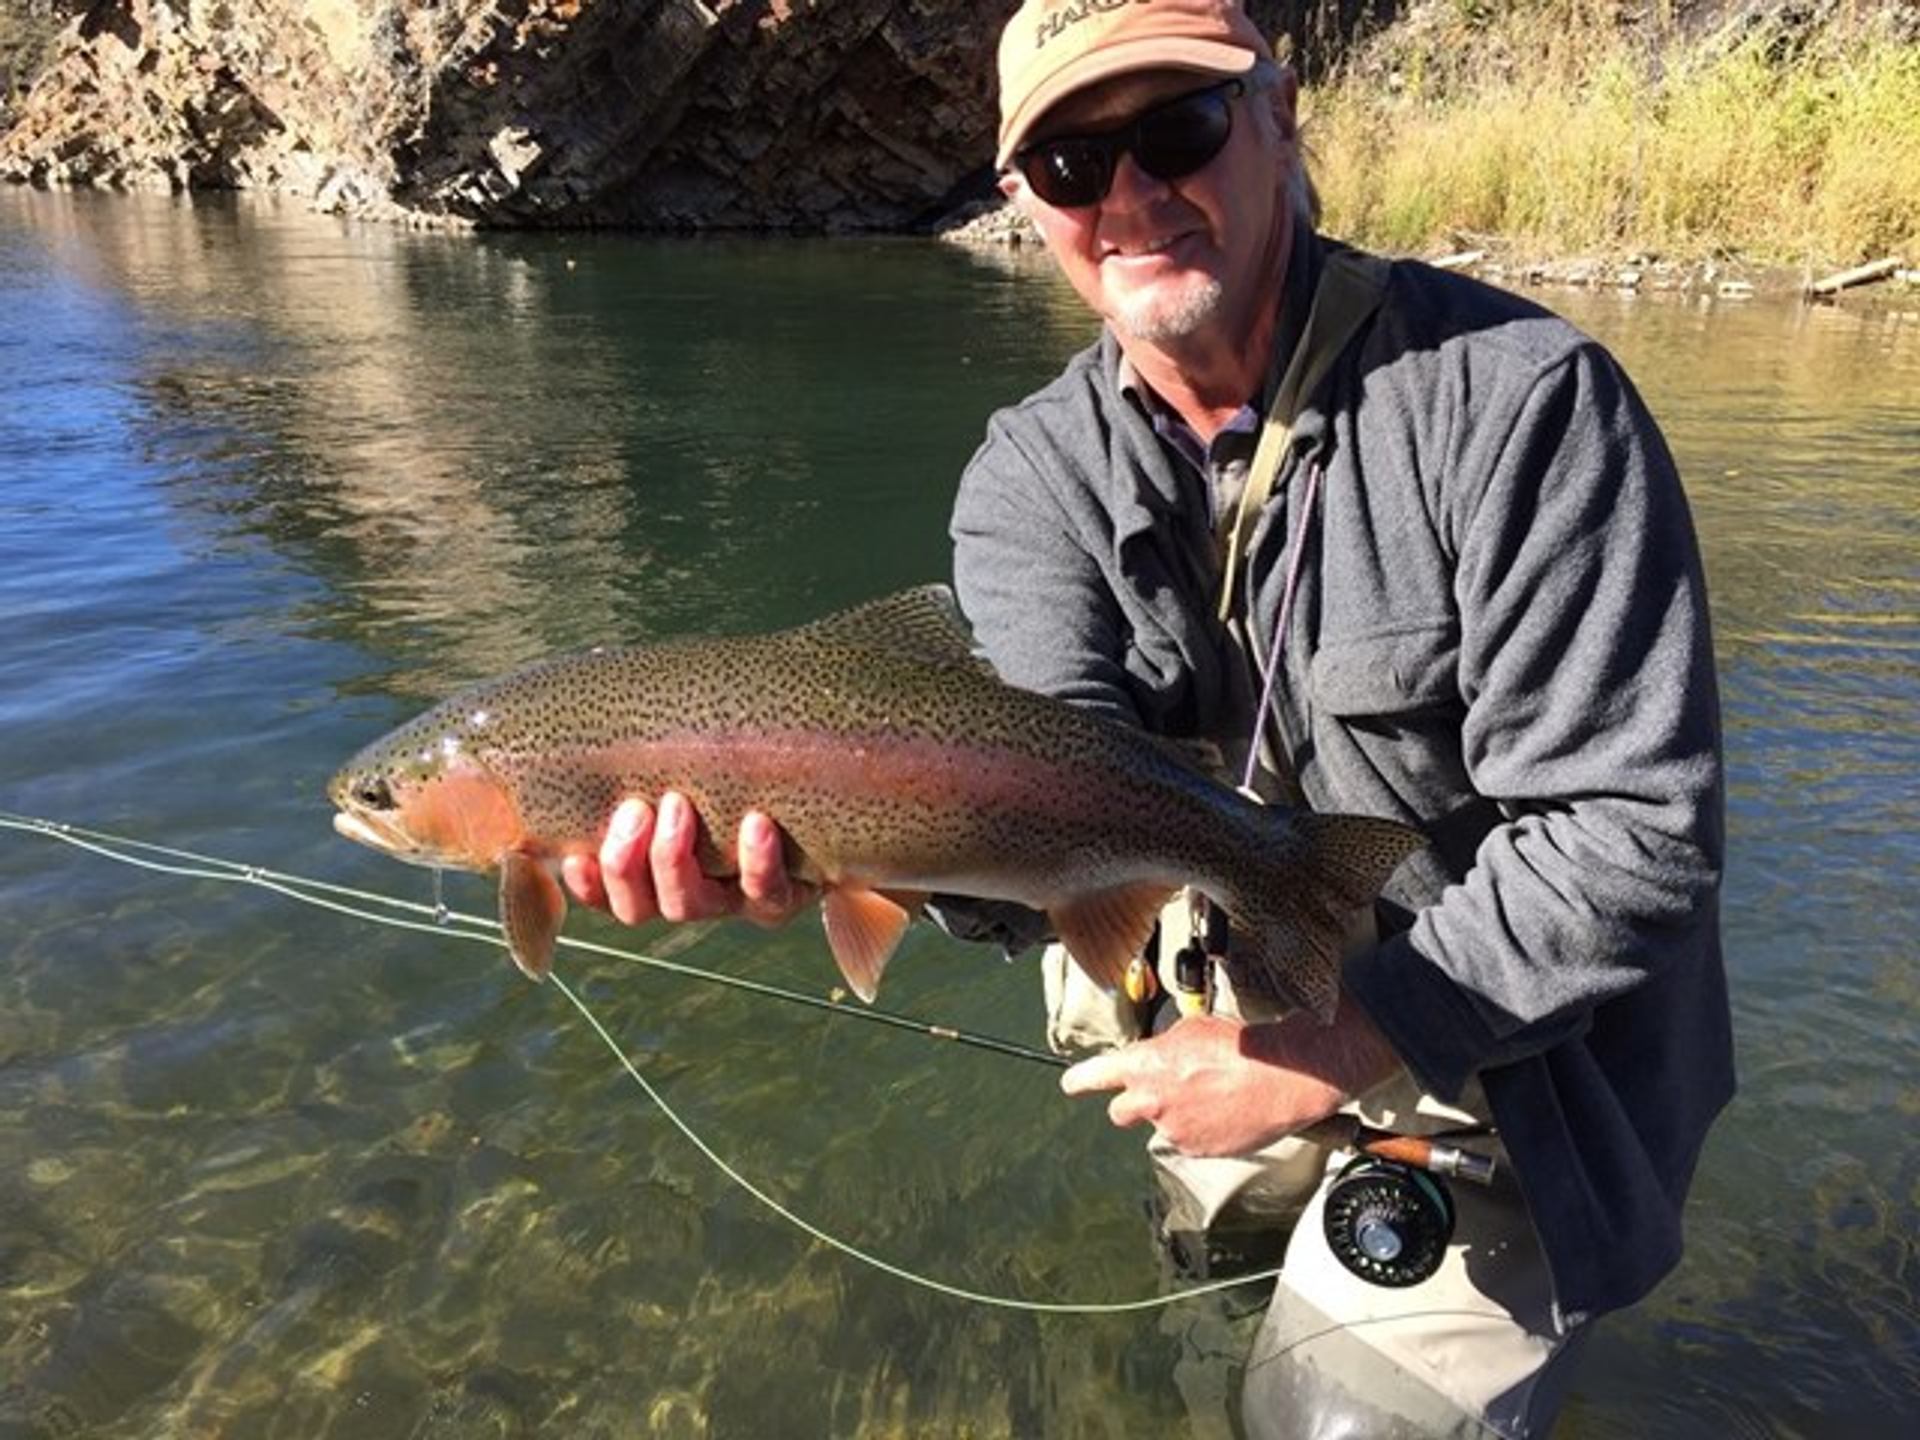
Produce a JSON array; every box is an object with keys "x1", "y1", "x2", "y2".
[
  {"x1": 500, "y1": 849, "x2": 566, "y2": 981},
  {"x1": 1225, "y1": 811, "x2": 1426, "y2": 1022},
  {"x1": 820, "y1": 884, "x2": 919, "y2": 1003},
  {"x1": 1052, "y1": 883, "x2": 1179, "y2": 992}
]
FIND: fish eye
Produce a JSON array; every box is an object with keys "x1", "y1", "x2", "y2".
[{"x1": 352, "y1": 777, "x2": 396, "y2": 811}]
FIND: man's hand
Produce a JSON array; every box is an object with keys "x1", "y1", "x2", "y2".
[
  {"x1": 561, "y1": 792, "x2": 815, "y2": 929},
  {"x1": 1058, "y1": 1000, "x2": 1405, "y2": 1157}
]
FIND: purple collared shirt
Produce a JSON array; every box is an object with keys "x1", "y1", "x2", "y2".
[{"x1": 1116, "y1": 356, "x2": 1261, "y2": 536}]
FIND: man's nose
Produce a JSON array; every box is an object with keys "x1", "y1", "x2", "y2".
[{"x1": 1102, "y1": 148, "x2": 1172, "y2": 212}]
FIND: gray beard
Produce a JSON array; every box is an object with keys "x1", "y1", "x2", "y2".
[{"x1": 1113, "y1": 275, "x2": 1226, "y2": 344}]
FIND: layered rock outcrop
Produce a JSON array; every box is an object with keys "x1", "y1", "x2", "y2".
[{"x1": 0, "y1": 1, "x2": 1370, "y2": 229}]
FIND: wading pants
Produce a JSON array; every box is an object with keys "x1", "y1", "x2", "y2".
[{"x1": 1042, "y1": 910, "x2": 1591, "y2": 1440}]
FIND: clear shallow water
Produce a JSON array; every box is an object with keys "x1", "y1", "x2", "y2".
[{"x1": 0, "y1": 188, "x2": 1915, "y2": 1438}]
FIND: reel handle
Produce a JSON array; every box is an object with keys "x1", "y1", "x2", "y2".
[{"x1": 1297, "y1": 1117, "x2": 1497, "y2": 1186}]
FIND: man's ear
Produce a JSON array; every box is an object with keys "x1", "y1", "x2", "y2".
[{"x1": 1269, "y1": 66, "x2": 1300, "y2": 142}]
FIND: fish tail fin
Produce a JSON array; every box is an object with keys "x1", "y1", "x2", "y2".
[{"x1": 1221, "y1": 810, "x2": 1426, "y2": 1022}]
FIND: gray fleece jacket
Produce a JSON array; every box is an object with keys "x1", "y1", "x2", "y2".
[{"x1": 947, "y1": 226, "x2": 1735, "y2": 1325}]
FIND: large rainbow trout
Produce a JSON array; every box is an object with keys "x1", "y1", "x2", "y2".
[{"x1": 329, "y1": 587, "x2": 1423, "y2": 1018}]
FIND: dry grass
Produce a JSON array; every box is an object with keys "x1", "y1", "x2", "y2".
[
  {"x1": 0, "y1": 4, "x2": 61, "y2": 101},
  {"x1": 1304, "y1": 2, "x2": 1920, "y2": 266}
]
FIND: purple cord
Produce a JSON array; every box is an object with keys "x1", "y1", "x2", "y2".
[{"x1": 1238, "y1": 461, "x2": 1323, "y2": 795}]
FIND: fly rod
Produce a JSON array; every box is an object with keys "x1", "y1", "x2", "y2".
[
  {"x1": 0, "y1": 810, "x2": 1068, "y2": 1068},
  {"x1": 0, "y1": 811, "x2": 1494, "y2": 1184}
]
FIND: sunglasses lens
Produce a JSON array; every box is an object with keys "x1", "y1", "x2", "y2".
[
  {"x1": 1135, "y1": 91, "x2": 1233, "y2": 182},
  {"x1": 1021, "y1": 140, "x2": 1111, "y2": 209},
  {"x1": 1014, "y1": 84, "x2": 1239, "y2": 208}
]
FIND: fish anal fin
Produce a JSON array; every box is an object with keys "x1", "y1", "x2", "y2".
[
  {"x1": 819, "y1": 884, "x2": 916, "y2": 1003},
  {"x1": 1051, "y1": 884, "x2": 1176, "y2": 992},
  {"x1": 500, "y1": 850, "x2": 566, "y2": 980}
]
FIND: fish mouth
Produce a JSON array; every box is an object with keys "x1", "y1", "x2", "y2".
[{"x1": 332, "y1": 806, "x2": 436, "y2": 867}]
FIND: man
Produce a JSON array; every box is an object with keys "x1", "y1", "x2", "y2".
[{"x1": 568, "y1": 2, "x2": 1733, "y2": 1433}]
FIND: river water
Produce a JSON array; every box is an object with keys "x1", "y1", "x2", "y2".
[{"x1": 0, "y1": 188, "x2": 1914, "y2": 1439}]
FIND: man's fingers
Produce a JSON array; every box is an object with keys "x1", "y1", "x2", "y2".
[
  {"x1": 1107, "y1": 1090, "x2": 1154, "y2": 1130},
  {"x1": 601, "y1": 798, "x2": 657, "y2": 927},
  {"x1": 1064, "y1": 1046, "x2": 1158, "y2": 1129},
  {"x1": 737, "y1": 811, "x2": 800, "y2": 925},
  {"x1": 1060, "y1": 1050, "x2": 1132, "y2": 1096},
  {"x1": 561, "y1": 852, "x2": 605, "y2": 910},
  {"x1": 595, "y1": 795, "x2": 804, "y2": 928},
  {"x1": 651, "y1": 791, "x2": 730, "y2": 921}
]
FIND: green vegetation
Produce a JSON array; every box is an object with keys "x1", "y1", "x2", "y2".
[{"x1": 1303, "y1": 1, "x2": 1920, "y2": 266}]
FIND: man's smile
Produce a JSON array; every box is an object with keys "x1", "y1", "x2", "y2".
[{"x1": 1100, "y1": 227, "x2": 1206, "y2": 265}]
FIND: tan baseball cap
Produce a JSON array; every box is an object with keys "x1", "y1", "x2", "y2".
[{"x1": 996, "y1": 0, "x2": 1274, "y2": 169}]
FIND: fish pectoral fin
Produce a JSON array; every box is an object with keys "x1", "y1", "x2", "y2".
[
  {"x1": 500, "y1": 850, "x2": 566, "y2": 981},
  {"x1": 819, "y1": 884, "x2": 916, "y2": 1004},
  {"x1": 1051, "y1": 884, "x2": 1177, "y2": 992}
]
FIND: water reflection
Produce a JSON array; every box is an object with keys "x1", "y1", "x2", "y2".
[
  {"x1": 11, "y1": 190, "x2": 1093, "y2": 697},
  {"x1": 28, "y1": 193, "x2": 639, "y2": 691}
]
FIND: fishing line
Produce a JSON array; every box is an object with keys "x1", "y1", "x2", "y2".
[
  {"x1": 0, "y1": 811, "x2": 1063, "y2": 1066},
  {"x1": 0, "y1": 810, "x2": 1284, "y2": 1313}
]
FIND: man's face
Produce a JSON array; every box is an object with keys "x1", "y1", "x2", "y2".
[{"x1": 1004, "y1": 67, "x2": 1297, "y2": 349}]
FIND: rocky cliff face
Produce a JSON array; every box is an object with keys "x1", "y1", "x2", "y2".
[{"x1": 0, "y1": 1, "x2": 1370, "y2": 229}]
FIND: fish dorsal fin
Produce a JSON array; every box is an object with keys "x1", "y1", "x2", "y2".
[
  {"x1": 787, "y1": 585, "x2": 993, "y2": 674},
  {"x1": 1142, "y1": 732, "x2": 1228, "y2": 780}
]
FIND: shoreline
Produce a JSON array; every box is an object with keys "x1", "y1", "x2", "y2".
[
  {"x1": 7, "y1": 174, "x2": 1914, "y2": 312},
  {"x1": 932, "y1": 201, "x2": 1920, "y2": 309}
]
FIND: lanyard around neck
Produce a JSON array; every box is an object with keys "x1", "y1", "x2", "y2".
[{"x1": 1214, "y1": 251, "x2": 1389, "y2": 623}]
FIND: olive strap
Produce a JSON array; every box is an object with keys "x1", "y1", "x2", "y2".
[{"x1": 1216, "y1": 250, "x2": 1390, "y2": 621}]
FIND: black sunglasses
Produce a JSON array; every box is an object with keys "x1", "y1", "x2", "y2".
[{"x1": 1012, "y1": 80, "x2": 1246, "y2": 209}]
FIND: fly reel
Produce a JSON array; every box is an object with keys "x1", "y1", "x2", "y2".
[{"x1": 1322, "y1": 1155, "x2": 1456, "y2": 1288}]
